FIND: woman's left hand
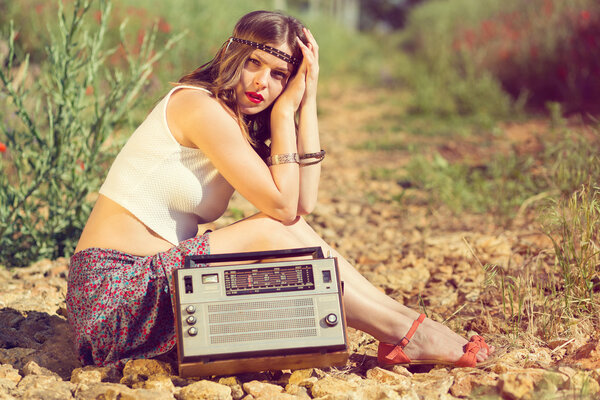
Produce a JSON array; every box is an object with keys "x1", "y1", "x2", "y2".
[
  {"x1": 297, "y1": 27, "x2": 319, "y2": 106},
  {"x1": 272, "y1": 28, "x2": 319, "y2": 115}
]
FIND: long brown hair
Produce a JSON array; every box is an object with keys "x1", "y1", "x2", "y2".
[{"x1": 178, "y1": 10, "x2": 307, "y2": 158}]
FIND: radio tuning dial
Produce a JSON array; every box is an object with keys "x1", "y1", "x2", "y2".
[
  {"x1": 325, "y1": 313, "x2": 338, "y2": 327},
  {"x1": 185, "y1": 305, "x2": 196, "y2": 314},
  {"x1": 188, "y1": 327, "x2": 198, "y2": 336},
  {"x1": 186, "y1": 316, "x2": 197, "y2": 325}
]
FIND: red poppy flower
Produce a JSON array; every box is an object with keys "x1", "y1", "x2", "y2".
[
  {"x1": 158, "y1": 18, "x2": 171, "y2": 33},
  {"x1": 581, "y1": 10, "x2": 590, "y2": 21},
  {"x1": 0, "y1": 142, "x2": 6, "y2": 153}
]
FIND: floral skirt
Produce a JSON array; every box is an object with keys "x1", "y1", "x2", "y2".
[{"x1": 66, "y1": 233, "x2": 210, "y2": 367}]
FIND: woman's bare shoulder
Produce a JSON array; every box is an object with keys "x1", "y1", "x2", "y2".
[
  {"x1": 167, "y1": 86, "x2": 239, "y2": 147},
  {"x1": 169, "y1": 86, "x2": 232, "y2": 118}
]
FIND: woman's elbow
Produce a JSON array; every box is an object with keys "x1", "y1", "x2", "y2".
[
  {"x1": 270, "y1": 204, "x2": 300, "y2": 225},
  {"x1": 297, "y1": 196, "x2": 317, "y2": 216},
  {"x1": 297, "y1": 202, "x2": 315, "y2": 216}
]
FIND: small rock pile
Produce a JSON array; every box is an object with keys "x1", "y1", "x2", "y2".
[{"x1": 2, "y1": 245, "x2": 600, "y2": 399}]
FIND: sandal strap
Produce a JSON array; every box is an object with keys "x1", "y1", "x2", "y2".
[
  {"x1": 383, "y1": 313, "x2": 426, "y2": 362},
  {"x1": 397, "y1": 313, "x2": 426, "y2": 347},
  {"x1": 455, "y1": 335, "x2": 488, "y2": 367},
  {"x1": 472, "y1": 335, "x2": 489, "y2": 354}
]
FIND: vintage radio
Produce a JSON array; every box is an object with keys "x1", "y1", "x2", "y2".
[{"x1": 173, "y1": 247, "x2": 348, "y2": 377}]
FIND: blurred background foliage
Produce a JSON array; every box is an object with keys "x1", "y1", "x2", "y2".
[{"x1": 3, "y1": 0, "x2": 598, "y2": 115}]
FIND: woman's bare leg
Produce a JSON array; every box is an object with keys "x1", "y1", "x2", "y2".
[{"x1": 208, "y1": 213, "x2": 490, "y2": 362}]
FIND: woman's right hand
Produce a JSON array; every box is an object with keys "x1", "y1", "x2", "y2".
[{"x1": 272, "y1": 38, "x2": 311, "y2": 115}]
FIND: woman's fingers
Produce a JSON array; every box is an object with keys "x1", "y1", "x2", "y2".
[
  {"x1": 297, "y1": 37, "x2": 318, "y2": 77},
  {"x1": 296, "y1": 37, "x2": 314, "y2": 66},
  {"x1": 303, "y1": 27, "x2": 319, "y2": 59}
]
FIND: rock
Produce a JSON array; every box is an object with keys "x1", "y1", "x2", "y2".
[
  {"x1": 0, "y1": 364, "x2": 21, "y2": 385},
  {"x1": 310, "y1": 375, "x2": 353, "y2": 398},
  {"x1": 284, "y1": 383, "x2": 311, "y2": 399},
  {"x1": 0, "y1": 348, "x2": 36, "y2": 368},
  {"x1": 390, "y1": 365, "x2": 412, "y2": 378},
  {"x1": 70, "y1": 365, "x2": 121, "y2": 384},
  {"x1": 242, "y1": 380, "x2": 284, "y2": 398},
  {"x1": 311, "y1": 375, "x2": 405, "y2": 400},
  {"x1": 122, "y1": 359, "x2": 173, "y2": 378},
  {"x1": 286, "y1": 369, "x2": 318, "y2": 392},
  {"x1": 71, "y1": 367, "x2": 104, "y2": 385},
  {"x1": 120, "y1": 359, "x2": 174, "y2": 388},
  {"x1": 0, "y1": 378, "x2": 17, "y2": 393},
  {"x1": 366, "y1": 367, "x2": 411, "y2": 386},
  {"x1": 74, "y1": 382, "x2": 136, "y2": 400},
  {"x1": 411, "y1": 369, "x2": 455, "y2": 399},
  {"x1": 490, "y1": 361, "x2": 515, "y2": 375},
  {"x1": 288, "y1": 369, "x2": 315, "y2": 386},
  {"x1": 535, "y1": 370, "x2": 569, "y2": 394},
  {"x1": 178, "y1": 380, "x2": 232, "y2": 400},
  {"x1": 219, "y1": 376, "x2": 244, "y2": 400},
  {"x1": 15, "y1": 374, "x2": 73, "y2": 399},
  {"x1": 22, "y1": 360, "x2": 60, "y2": 378},
  {"x1": 450, "y1": 370, "x2": 498, "y2": 397},
  {"x1": 570, "y1": 370, "x2": 600, "y2": 396},
  {"x1": 120, "y1": 388, "x2": 175, "y2": 400},
  {"x1": 137, "y1": 374, "x2": 176, "y2": 392},
  {"x1": 499, "y1": 371, "x2": 540, "y2": 400}
]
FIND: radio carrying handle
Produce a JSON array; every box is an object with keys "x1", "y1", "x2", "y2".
[{"x1": 184, "y1": 247, "x2": 325, "y2": 268}]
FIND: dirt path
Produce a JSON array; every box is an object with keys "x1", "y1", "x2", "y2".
[{"x1": 1, "y1": 83, "x2": 599, "y2": 399}]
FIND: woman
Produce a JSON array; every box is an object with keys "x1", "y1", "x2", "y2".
[{"x1": 67, "y1": 10, "x2": 491, "y2": 368}]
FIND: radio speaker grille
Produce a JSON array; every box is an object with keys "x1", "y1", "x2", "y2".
[
  {"x1": 207, "y1": 298, "x2": 318, "y2": 344},
  {"x1": 207, "y1": 298, "x2": 313, "y2": 312},
  {"x1": 211, "y1": 329, "x2": 318, "y2": 344}
]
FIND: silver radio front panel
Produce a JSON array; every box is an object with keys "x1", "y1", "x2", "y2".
[{"x1": 174, "y1": 257, "x2": 346, "y2": 362}]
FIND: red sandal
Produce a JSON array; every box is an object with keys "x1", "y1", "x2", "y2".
[{"x1": 377, "y1": 314, "x2": 490, "y2": 367}]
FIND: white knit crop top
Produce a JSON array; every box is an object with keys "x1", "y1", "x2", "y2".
[{"x1": 99, "y1": 85, "x2": 234, "y2": 245}]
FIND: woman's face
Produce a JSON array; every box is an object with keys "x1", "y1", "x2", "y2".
[{"x1": 234, "y1": 42, "x2": 294, "y2": 115}]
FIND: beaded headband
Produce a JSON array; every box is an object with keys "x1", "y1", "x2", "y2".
[{"x1": 227, "y1": 37, "x2": 300, "y2": 66}]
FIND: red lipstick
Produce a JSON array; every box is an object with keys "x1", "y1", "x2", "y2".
[{"x1": 246, "y1": 92, "x2": 264, "y2": 104}]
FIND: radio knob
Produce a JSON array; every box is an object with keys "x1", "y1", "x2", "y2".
[
  {"x1": 325, "y1": 313, "x2": 338, "y2": 327},
  {"x1": 188, "y1": 327, "x2": 198, "y2": 336},
  {"x1": 186, "y1": 316, "x2": 197, "y2": 325},
  {"x1": 185, "y1": 305, "x2": 196, "y2": 314}
]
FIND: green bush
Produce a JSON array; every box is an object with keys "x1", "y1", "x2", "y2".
[
  {"x1": 402, "y1": 0, "x2": 600, "y2": 113},
  {"x1": 403, "y1": 120, "x2": 600, "y2": 221},
  {"x1": 404, "y1": 152, "x2": 543, "y2": 218},
  {"x1": 0, "y1": 0, "x2": 182, "y2": 267}
]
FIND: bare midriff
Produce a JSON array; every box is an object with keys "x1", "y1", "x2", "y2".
[{"x1": 74, "y1": 195, "x2": 174, "y2": 257}]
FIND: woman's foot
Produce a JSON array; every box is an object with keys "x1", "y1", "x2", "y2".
[{"x1": 378, "y1": 314, "x2": 493, "y2": 367}]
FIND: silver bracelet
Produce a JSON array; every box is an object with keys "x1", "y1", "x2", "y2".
[
  {"x1": 266, "y1": 153, "x2": 299, "y2": 166},
  {"x1": 299, "y1": 149, "x2": 326, "y2": 166},
  {"x1": 299, "y1": 150, "x2": 326, "y2": 160}
]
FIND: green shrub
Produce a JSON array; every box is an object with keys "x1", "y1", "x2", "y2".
[
  {"x1": 404, "y1": 152, "x2": 543, "y2": 218},
  {"x1": 403, "y1": 0, "x2": 600, "y2": 113},
  {"x1": 403, "y1": 121, "x2": 600, "y2": 220},
  {"x1": 544, "y1": 126, "x2": 600, "y2": 197},
  {"x1": 0, "y1": 0, "x2": 182, "y2": 267}
]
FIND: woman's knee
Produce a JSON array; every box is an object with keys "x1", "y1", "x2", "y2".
[
  {"x1": 209, "y1": 213, "x2": 307, "y2": 253},
  {"x1": 253, "y1": 214, "x2": 307, "y2": 247}
]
